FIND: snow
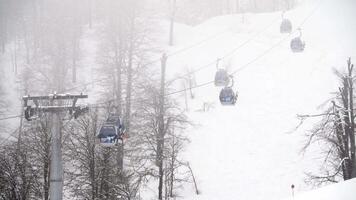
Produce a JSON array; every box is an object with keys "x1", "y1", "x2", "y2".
[
  {"x1": 1, "y1": 0, "x2": 356, "y2": 199},
  {"x1": 160, "y1": 0, "x2": 356, "y2": 199},
  {"x1": 283, "y1": 178, "x2": 356, "y2": 200}
]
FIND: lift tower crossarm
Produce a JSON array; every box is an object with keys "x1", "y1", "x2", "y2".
[{"x1": 23, "y1": 93, "x2": 88, "y2": 101}]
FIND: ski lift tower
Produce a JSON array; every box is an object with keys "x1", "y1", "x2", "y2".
[{"x1": 22, "y1": 93, "x2": 88, "y2": 200}]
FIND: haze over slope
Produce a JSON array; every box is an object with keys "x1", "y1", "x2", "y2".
[
  {"x1": 159, "y1": 0, "x2": 356, "y2": 199},
  {"x1": 1, "y1": 0, "x2": 355, "y2": 199}
]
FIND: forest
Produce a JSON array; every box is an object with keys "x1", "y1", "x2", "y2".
[{"x1": 0, "y1": 0, "x2": 355, "y2": 200}]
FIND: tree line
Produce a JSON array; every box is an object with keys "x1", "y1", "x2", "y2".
[{"x1": 0, "y1": 0, "x2": 195, "y2": 199}]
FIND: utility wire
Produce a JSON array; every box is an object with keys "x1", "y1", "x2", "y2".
[
  {"x1": 0, "y1": 128, "x2": 19, "y2": 146},
  {"x1": 231, "y1": 0, "x2": 324, "y2": 76},
  {"x1": 62, "y1": 28, "x2": 230, "y2": 93},
  {"x1": 63, "y1": 14, "x2": 281, "y2": 93},
  {"x1": 167, "y1": 15, "x2": 281, "y2": 84},
  {"x1": 167, "y1": 0, "x2": 325, "y2": 84},
  {"x1": 0, "y1": 115, "x2": 22, "y2": 121},
  {"x1": 167, "y1": 29, "x2": 229, "y2": 57},
  {"x1": 0, "y1": 116, "x2": 76, "y2": 147},
  {"x1": 167, "y1": 0, "x2": 326, "y2": 94},
  {"x1": 2, "y1": 0, "x2": 326, "y2": 121},
  {"x1": 64, "y1": 0, "x2": 326, "y2": 107}
]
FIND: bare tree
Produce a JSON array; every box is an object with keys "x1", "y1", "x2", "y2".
[
  {"x1": 164, "y1": 128, "x2": 190, "y2": 199},
  {"x1": 1, "y1": 1, "x2": 194, "y2": 199},
  {"x1": 301, "y1": 58, "x2": 356, "y2": 186},
  {"x1": 0, "y1": 65, "x2": 7, "y2": 130},
  {"x1": 64, "y1": 111, "x2": 99, "y2": 200},
  {"x1": 132, "y1": 83, "x2": 190, "y2": 199},
  {"x1": 63, "y1": 109, "x2": 144, "y2": 200},
  {"x1": 0, "y1": 142, "x2": 40, "y2": 200},
  {"x1": 0, "y1": 117, "x2": 53, "y2": 200}
]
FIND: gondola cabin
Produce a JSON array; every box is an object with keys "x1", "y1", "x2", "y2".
[
  {"x1": 290, "y1": 37, "x2": 305, "y2": 52},
  {"x1": 97, "y1": 125, "x2": 119, "y2": 147},
  {"x1": 280, "y1": 19, "x2": 292, "y2": 34},
  {"x1": 214, "y1": 69, "x2": 229, "y2": 87},
  {"x1": 219, "y1": 87, "x2": 237, "y2": 105}
]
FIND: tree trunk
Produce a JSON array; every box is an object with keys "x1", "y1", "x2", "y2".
[
  {"x1": 100, "y1": 151, "x2": 110, "y2": 199},
  {"x1": 44, "y1": 157, "x2": 49, "y2": 200},
  {"x1": 72, "y1": 54, "x2": 77, "y2": 83},
  {"x1": 44, "y1": 130, "x2": 50, "y2": 200},
  {"x1": 88, "y1": 0, "x2": 92, "y2": 29},
  {"x1": 114, "y1": 39, "x2": 123, "y2": 116},
  {"x1": 169, "y1": 0, "x2": 176, "y2": 46},
  {"x1": 115, "y1": 42, "x2": 124, "y2": 172},
  {"x1": 125, "y1": 16, "x2": 134, "y2": 138},
  {"x1": 347, "y1": 59, "x2": 356, "y2": 178},
  {"x1": 158, "y1": 54, "x2": 167, "y2": 200},
  {"x1": 169, "y1": 135, "x2": 175, "y2": 197},
  {"x1": 89, "y1": 129, "x2": 97, "y2": 200},
  {"x1": 187, "y1": 162, "x2": 199, "y2": 195},
  {"x1": 0, "y1": 7, "x2": 6, "y2": 54}
]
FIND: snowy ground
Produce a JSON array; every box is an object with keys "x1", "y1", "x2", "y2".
[
  {"x1": 160, "y1": 0, "x2": 356, "y2": 199},
  {"x1": 283, "y1": 178, "x2": 356, "y2": 200},
  {"x1": 1, "y1": 0, "x2": 356, "y2": 199}
]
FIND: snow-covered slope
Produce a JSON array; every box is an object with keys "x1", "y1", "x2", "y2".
[
  {"x1": 1, "y1": 0, "x2": 355, "y2": 199},
  {"x1": 161, "y1": 0, "x2": 356, "y2": 199},
  {"x1": 283, "y1": 178, "x2": 356, "y2": 200}
]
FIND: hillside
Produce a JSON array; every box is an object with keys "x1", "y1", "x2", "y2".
[
  {"x1": 157, "y1": 0, "x2": 356, "y2": 199},
  {"x1": 284, "y1": 178, "x2": 356, "y2": 200},
  {"x1": 0, "y1": 0, "x2": 355, "y2": 199}
]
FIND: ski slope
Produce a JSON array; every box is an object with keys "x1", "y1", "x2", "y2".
[
  {"x1": 1, "y1": 0, "x2": 355, "y2": 199},
  {"x1": 283, "y1": 178, "x2": 356, "y2": 200},
  {"x1": 162, "y1": 0, "x2": 356, "y2": 199}
]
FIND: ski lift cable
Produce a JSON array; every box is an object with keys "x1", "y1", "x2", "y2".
[
  {"x1": 147, "y1": 28, "x2": 231, "y2": 63},
  {"x1": 166, "y1": 80, "x2": 215, "y2": 96},
  {"x1": 0, "y1": 128, "x2": 20, "y2": 146},
  {"x1": 63, "y1": 15, "x2": 281, "y2": 94},
  {"x1": 85, "y1": 0, "x2": 326, "y2": 107},
  {"x1": 230, "y1": 0, "x2": 325, "y2": 76},
  {"x1": 0, "y1": 0, "x2": 328, "y2": 148},
  {"x1": 0, "y1": 116, "x2": 75, "y2": 146},
  {"x1": 167, "y1": 0, "x2": 326, "y2": 95},
  {"x1": 167, "y1": 15, "x2": 281, "y2": 84},
  {"x1": 0, "y1": 115, "x2": 22, "y2": 121},
  {"x1": 61, "y1": 29, "x2": 231, "y2": 94},
  {"x1": 168, "y1": 0, "x2": 325, "y2": 84},
  {"x1": 5, "y1": 0, "x2": 326, "y2": 119},
  {"x1": 167, "y1": 28, "x2": 231, "y2": 57},
  {"x1": 86, "y1": 79, "x2": 213, "y2": 106},
  {"x1": 166, "y1": 37, "x2": 288, "y2": 96},
  {"x1": 230, "y1": 34, "x2": 290, "y2": 76}
]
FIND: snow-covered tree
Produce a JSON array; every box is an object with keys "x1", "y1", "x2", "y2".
[
  {"x1": 302, "y1": 58, "x2": 356, "y2": 186},
  {"x1": 0, "y1": 143, "x2": 41, "y2": 200},
  {"x1": 132, "y1": 83, "x2": 190, "y2": 200}
]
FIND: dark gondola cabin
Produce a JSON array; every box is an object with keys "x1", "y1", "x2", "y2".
[
  {"x1": 290, "y1": 37, "x2": 305, "y2": 52},
  {"x1": 219, "y1": 87, "x2": 237, "y2": 105},
  {"x1": 280, "y1": 19, "x2": 292, "y2": 34},
  {"x1": 215, "y1": 69, "x2": 229, "y2": 87},
  {"x1": 97, "y1": 114, "x2": 125, "y2": 147},
  {"x1": 97, "y1": 125, "x2": 119, "y2": 147}
]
